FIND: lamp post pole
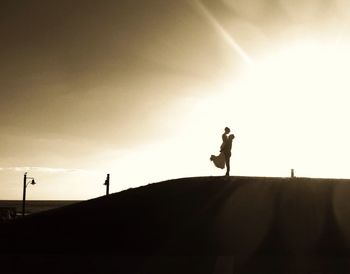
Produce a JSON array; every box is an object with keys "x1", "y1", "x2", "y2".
[
  {"x1": 22, "y1": 172, "x2": 36, "y2": 217},
  {"x1": 22, "y1": 173, "x2": 27, "y2": 217}
]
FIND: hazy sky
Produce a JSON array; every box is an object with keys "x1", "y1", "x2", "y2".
[{"x1": 2, "y1": 0, "x2": 350, "y2": 200}]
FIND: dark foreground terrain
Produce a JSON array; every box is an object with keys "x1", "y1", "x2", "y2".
[{"x1": 2, "y1": 176, "x2": 350, "y2": 273}]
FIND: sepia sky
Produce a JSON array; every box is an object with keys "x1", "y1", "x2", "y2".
[{"x1": 2, "y1": 0, "x2": 350, "y2": 200}]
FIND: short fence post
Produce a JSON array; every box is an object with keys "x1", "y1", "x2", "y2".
[{"x1": 104, "y1": 174, "x2": 110, "y2": 195}]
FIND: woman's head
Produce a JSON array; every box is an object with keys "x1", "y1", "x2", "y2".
[{"x1": 224, "y1": 127, "x2": 230, "y2": 134}]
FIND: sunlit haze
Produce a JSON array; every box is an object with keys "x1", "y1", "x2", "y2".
[{"x1": 2, "y1": 0, "x2": 350, "y2": 199}]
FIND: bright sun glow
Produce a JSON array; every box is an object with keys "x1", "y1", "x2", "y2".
[
  {"x1": 215, "y1": 39, "x2": 350, "y2": 178},
  {"x1": 120, "y1": 39, "x2": 350, "y2": 186}
]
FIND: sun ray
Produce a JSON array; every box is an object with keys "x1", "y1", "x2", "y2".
[{"x1": 191, "y1": 0, "x2": 253, "y2": 65}]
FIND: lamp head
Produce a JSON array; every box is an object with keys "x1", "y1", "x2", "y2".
[{"x1": 31, "y1": 179, "x2": 36, "y2": 185}]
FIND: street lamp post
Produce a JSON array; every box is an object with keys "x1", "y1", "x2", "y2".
[{"x1": 22, "y1": 172, "x2": 36, "y2": 217}]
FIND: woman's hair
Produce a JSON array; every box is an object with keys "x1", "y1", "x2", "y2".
[{"x1": 225, "y1": 127, "x2": 230, "y2": 132}]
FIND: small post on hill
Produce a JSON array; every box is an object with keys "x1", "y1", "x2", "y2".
[
  {"x1": 104, "y1": 174, "x2": 110, "y2": 195},
  {"x1": 291, "y1": 169, "x2": 295, "y2": 178}
]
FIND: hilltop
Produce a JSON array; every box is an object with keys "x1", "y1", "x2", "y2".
[{"x1": 2, "y1": 176, "x2": 350, "y2": 273}]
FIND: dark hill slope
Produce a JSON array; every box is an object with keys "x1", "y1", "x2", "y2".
[{"x1": 3, "y1": 176, "x2": 350, "y2": 273}]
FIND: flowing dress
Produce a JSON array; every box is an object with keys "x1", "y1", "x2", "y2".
[
  {"x1": 210, "y1": 152, "x2": 226, "y2": 169},
  {"x1": 210, "y1": 133, "x2": 228, "y2": 169}
]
